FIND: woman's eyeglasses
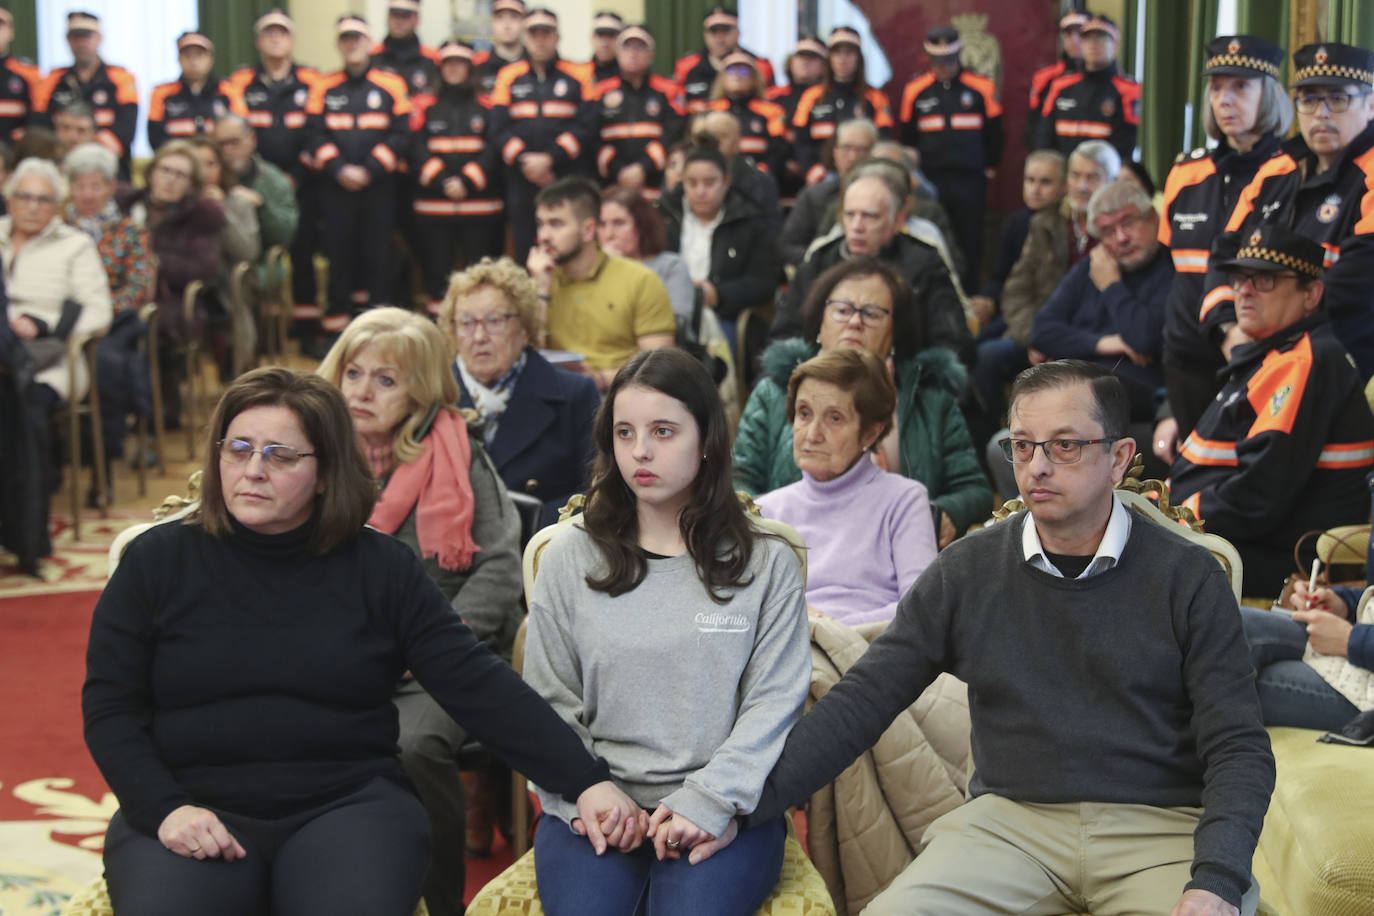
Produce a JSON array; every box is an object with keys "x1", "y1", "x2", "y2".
[
  {"x1": 454, "y1": 313, "x2": 517, "y2": 337},
  {"x1": 825, "y1": 299, "x2": 891, "y2": 327},
  {"x1": 218, "y1": 438, "x2": 316, "y2": 470}
]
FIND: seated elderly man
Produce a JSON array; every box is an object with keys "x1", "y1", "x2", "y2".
[
  {"x1": 213, "y1": 113, "x2": 298, "y2": 255},
  {"x1": 779, "y1": 116, "x2": 876, "y2": 268},
  {"x1": 770, "y1": 159, "x2": 971, "y2": 366},
  {"x1": 747, "y1": 359, "x2": 1274, "y2": 916},
  {"x1": 1172, "y1": 226, "x2": 1374, "y2": 596}
]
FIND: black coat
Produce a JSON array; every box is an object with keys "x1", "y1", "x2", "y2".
[
  {"x1": 0, "y1": 273, "x2": 52, "y2": 573},
  {"x1": 657, "y1": 186, "x2": 782, "y2": 322}
]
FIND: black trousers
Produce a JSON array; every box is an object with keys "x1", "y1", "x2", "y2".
[
  {"x1": 103, "y1": 776, "x2": 429, "y2": 916},
  {"x1": 1165, "y1": 358, "x2": 1224, "y2": 442},
  {"x1": 927, "y1": 167, "x2": 987, "y2": 290},
  {"x1": 504, "y1": 172, "x2": 539, "y2": 266},
  {"x1": 319, "y1": 176, "x2": 397, "y2": 333},
  {"x1": 414, "y1": 212, "x2": 506, "y2": 303},
  {"x1": 290, "y1": 178, "x2": 322, "y2": 333},
  {"x1": 395, "y1": 679, "x2": 467, "y2": 916}
]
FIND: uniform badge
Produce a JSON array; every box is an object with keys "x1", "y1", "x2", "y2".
[
  {"x1": 1228, "y1": 39, "x2": 1241, "y2": 55},
  {"x1": 1101, "y1": 98, "x2": 1116, "y2": 117},
  {"x1": 368, "y1": 89, "x2": 382, "y2": 109},
  {"x1": 470, "y1": 115, "x2": 485, "y2": 132},
  {"x1": 603, "y1": 89, "x2": 623, "y2": 109},
  {"x1": 93, "y1": 89, "x2": 108, "y2": 105},
  {"x1": 413, "y1": 71, "x2": 426, "y2": 89},
  {"x1": 295, "y1": 88, "x2": 307, "y2": 106},
  {"x1": 8, "y1": 76, "x2": 20, "y2": 94},
  {"x1": 1269, "y1": 385, "x2": 1292, "y2": 417},
  {"x1": 1318, "y1": 193, "x2": 1342, "y2": 223},
  {"x1": 1316, "y1": 46, "x2": 1329, "y2": 64},
  {"x1": 1249, "y1": 229, "x2": 1263, "y2": 246},
  {"x1": 1191, "y1": 148, "x2": 1206, "y2": 159},
  {"x1": 554, "y1": 79, "x2": 567, "y2": 97},
  {"x1": 961, "y1": 90, "x2": 974, "y2": 108},
  {"x1": 645, "y1": 98, "x2": 660, "y2": 117},
  {"x1": 751, "y1": 118, "x2": 762, "y2": 132}
]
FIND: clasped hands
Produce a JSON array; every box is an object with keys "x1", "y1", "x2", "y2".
[{"x1": 571, "y1": 781, "x2": 738, "y2": 864}]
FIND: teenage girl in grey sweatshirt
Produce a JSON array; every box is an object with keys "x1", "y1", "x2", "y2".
[{"x1": 523, "y1": 348, "x2": 812, "y2": 915}]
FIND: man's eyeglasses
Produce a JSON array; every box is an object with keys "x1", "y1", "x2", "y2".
[
  {"x1": 825, "y1": 299, "x2": 891, "y2": 327},
  {"x1": 999, "y1": 437, "x2": 1119, "y2": 464},
  {"x1": 219, "y1": 438, "x2": 316, "y2": 470},
  {"x1": 1295, "y1": 89, "x2": 1369, "y2": 114},
  {"x1": 454, "y1": 313, "x2": 517, "y2": 337},
  {"x1": 1228, "y1": 270, "x2": 1298, "y2": 293}
]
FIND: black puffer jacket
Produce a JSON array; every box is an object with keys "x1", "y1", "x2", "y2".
[{"x1": 657, "y1": 185, "x2": 781, "y2": 322}]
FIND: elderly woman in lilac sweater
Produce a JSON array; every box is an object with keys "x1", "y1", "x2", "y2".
[{"x1": 758, "y1": 348, "x2": 936, "y2": 625}]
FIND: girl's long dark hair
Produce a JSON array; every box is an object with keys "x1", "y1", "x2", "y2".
[{"x1": 583, "y1": 348, "x2": 762, "y2": 602}]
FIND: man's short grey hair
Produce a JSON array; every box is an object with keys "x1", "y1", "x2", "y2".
[
  {"x1": 54, "y1": 100, "x2": 95, "y2": 125},
  {"x1": 836, "y1": 117, "x2": 878, "y2": 146},
  {"x1": 62, "y1": 141, "x2": 118, "y2": 182},
  {"x1": 1086, "y1": 179, "x2": 1154, "y2": 235},
  {"x1": 215, "y1": 113, "x2": 253, "y2": 134},
  {"x1": 1026, "y1": 148, "x2": 1068, "y2": 180},
  {"x1": 844, "y1": 157, "x2": 911, "y2": 218},
  {"x1": 4, "y1": 156, "x2": 66, "y2": 201},
  {"x1": 1069, "y1": 139, "x2": 1122, "y2": 181},
  {"x1": 1203, "y1": 75, "x2": 1293, "y2": 142}
]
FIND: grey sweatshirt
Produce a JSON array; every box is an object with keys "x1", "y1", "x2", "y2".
[{"x1": 524, "y1": 522, "x2": 811, "y2": 838}]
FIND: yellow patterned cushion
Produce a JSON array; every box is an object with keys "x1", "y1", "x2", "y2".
[
  {"x1": 465, "y1": 836, "x2": 835, "y2": 915},
  {"x1": 59, "y1": 877, "x2": 430, "y2": 915},
  {"x1": 1256, "y1": 727, "x2": 1374, "y2": 915}
]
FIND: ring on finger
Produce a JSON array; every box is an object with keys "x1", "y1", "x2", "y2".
[{"x1": 665, "y1": 839, "x2": 681, "y2": 851}]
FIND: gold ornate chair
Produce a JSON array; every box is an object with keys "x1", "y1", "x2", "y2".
[{"x1": 58, "y1": 326, "x2": 108, "y2": 539}]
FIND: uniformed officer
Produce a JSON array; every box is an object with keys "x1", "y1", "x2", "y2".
[
  {"x1": 1156, "y1": 35, "x2": 1290, "y2": 446},
  {"x1": 899, "y1": 25, "x2": 1003, "y2": 289},
  {"x1": 0, "y1": 7, "x2": 37, "y2": 143},
  {"x1": 474, "y1": 0, "x2": 527, "y2": 100},
  {"x1": 766, "y1": 35, "x2": 826, "y2": 208},
  {"x1": 1205, "y1": 41, "x2": 1374, "y2": 380},
  {"x1": 792, "y1": 27, "x2": 895, "y2": 186},
  {"x1": 227, "y1": 9, "x2": 324, "y2": 335},
  {"x1": 587, "y1": 11, "x2": 623, "y2": 85},
  {"x1": 709, "y1": 51, "x2": 786, "y2": 179},
  {"x1": 32, "y1": 12, "x2": 138, "y2": 178},
  {"x1": 488, "y1": 7, "x2": 596, "y2": 263},
  {"x1": 1172, "y1": 225, "x2": 1374, "y2": 595},
  {"x1": 371, "y1": 0, "x2": 439, "y2": 98},
  {"x1": 147, "y1": 32, "x2": 246, "y2": 151},
  {"x1": 1035, "y1": 14, "x2": 1140, "y2": 162},
  {"x1": 1026, "y1": 10, "x2": 1086, "y2": 147},
  {"x1": 673, "y1": 7, "x2": 775, "y2": 115},
  {"x1": 305, "y1": 16, "x2": 411, "y2": 347},
  {"x1": 410, "y1": 41, "x2": 504, "y2": 308},
  {"x1": 593, "y1": 25, "x2": 685, "y2": 198}
]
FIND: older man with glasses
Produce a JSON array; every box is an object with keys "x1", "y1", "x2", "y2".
[
  {"x1": 1203, "y1": 42, "x2": 1374, "y2": 379},
  {"x1": 1172, "y1": 224, "x2": 1374, "y2": 596}
]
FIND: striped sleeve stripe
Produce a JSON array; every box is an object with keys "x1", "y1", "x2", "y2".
[
  {"x1": 1317, "y1": 441, "x2": 1374, "y2": 469},
  {"x1": 1179, "y1": 435, "x2": 1238, "y2": 466},
  {"x1": 949, "y1": 113, "x2": 984, "y2": 130},
  {"x1": 1199, "y1": 285, "x2": 1233, "y2": 321},
  {"x1": 1054, "y1": 120, "x2": 1112, "y2": 138},
  {"x1": 1170, "y1": 249, "x2": 1209, "y2": 273},
  {"x1": 916, "y1": 114, "x2": 943, "y2": 131}
]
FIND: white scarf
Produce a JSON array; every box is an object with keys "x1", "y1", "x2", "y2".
[{"x1": 455, "y1": 354, "x2": 519, "y2": 444}]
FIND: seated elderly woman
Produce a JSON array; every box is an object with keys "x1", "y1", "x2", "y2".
[
  {"x1": 84, "y1": 367, "x2": 639, "y2": 916},
  {"x1": 1, "y1": 157, "x2": 111, "y2": 410},
  {"x1": 439, "y1": 257, "x2": 600, "y2": 527},
  {"x1": 758, "y1": 348, "x2": 937, "y2": 625},
  {"x1": 318, "y1": 308, "x2": 522, "y2": 916},
  {"x1": 734, "y1": 257, "x2": 992, "y2": 547}
]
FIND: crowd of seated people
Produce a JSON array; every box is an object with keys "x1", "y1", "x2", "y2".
[{"x1": 0, "y1": 3, "x2": 1363, "y2": 914}]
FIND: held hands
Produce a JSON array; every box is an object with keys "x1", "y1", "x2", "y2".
[
  {"x1": 442, "y1": 176, "x2": 468, "y2": 200},
  {"x1": 1293, "y1": 607, "x2": 1354, "y2": 657},
  {"x1": 1289, "y1": 581, "x2": 1351, "y2": 618},
  {"x1": 338, "y1": 164, "x2": 372, "y2": 191},
  {"x1": 158, "y1": 805, "x2": 247, "y2": 861},
  {"x1": 646, "y1": 804, "x2": 738, "y2": 864},
  {"x1": 1095, "y1": 333, "x2": 1151, "y2": 368},
  {"x1": 520, "y1": 152, "x2": 556, "y2": 187},
  {"x1": 1088, "y1": 245, "x2": 1121, "y2": 291},
  {"x1": 9, "y1": 316, "x2": 38, "y2": 340},
  {"x1": 572, "y1": 780, "x2": 645, "y2": 854},
  {"x1": 616, "y1": 163, "x2": 647, "y2": 190},
  {"x1": 1170, "y1": 888, "x2": 1238, "y2": 916}
]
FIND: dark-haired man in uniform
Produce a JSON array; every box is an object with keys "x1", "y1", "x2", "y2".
[
  {"x1": 147, "y1": 31, "x2": 246, "y2": 150},
  {"x1": 0, "y1": 7, "x2": 37, "y2": 143},
  {"x1": 1026, "y1": 10, "x2": 1085, "y2": 147},
  {"x1": 593, "y1": 25, "x2": 684, "y2": 198},
  {"x1": 674, "y1": 7, "x2": 775, "y2": 115},
  {"x1": 1035, "y1": 14, "x2": 1140, "y2": 162},
  {"x1": 371, "y1": 0, "x2": 439, "y2": 97},
  {"x1": 474, "y1": 0, "x2": 527, "y2": 99},
  {"x1": 586, "y1": 11, "x2": 623, "y2": 84}
]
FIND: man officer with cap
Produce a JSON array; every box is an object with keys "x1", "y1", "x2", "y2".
[
  {"x1": 0, "y1": 8, "x2": 37, "y2": 143},
  {"x1": 1172, "y1": 225, "x2": 1374, "y2": 596},
  {"x1": 33, "y1": 12, "x2": 138, "y2": 178},
  {"x1": 586, "y1": 11, "x2": 624, "y2": 85},
  {"x1": 592, "y1": 25, "x2": 685, "y2": 197},
  {"x1": 489, "y1": 7, "x2": 597, "y2": 262},
  {"x1": 899, "y1": 25, "x2": 1003, "y2": 290},
  {"x1": 474, "y1": 0, "x2": 527, "y2": 99},
  {"x1": 1035, "y1": 13, "x2": 1141, "y2": 162},
  {"x1": 371, "y1": 0, "x2": 440, "y2": 98},
  {"x1": 1205, "y1": 41, "x2": 1374, "y2": 380},
  {"x1": 674, "y1": 6, "x2": 775, "y2": 115},
  {"x1": 1026, "y1": 11, "x2": 1086, "y2": 147},
  {"x1": 147, "y1": 32, "x2": 246, "y2": 151}
]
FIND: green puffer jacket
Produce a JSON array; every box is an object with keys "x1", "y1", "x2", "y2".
[{"x1": 733, "y1": 339, "x2": 993, "y2": 534}]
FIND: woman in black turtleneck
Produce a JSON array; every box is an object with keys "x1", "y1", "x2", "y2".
[
  {"x1": 83, "y1": 367, "x2": 638, "y2": 915},
  {"x1": 409, "y1": 40, "x2": 505, "y2": 310}
]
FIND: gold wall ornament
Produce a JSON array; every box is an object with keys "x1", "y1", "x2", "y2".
[{"x1": 952, "y1": 12, "x2": 1002, "y2": 93}]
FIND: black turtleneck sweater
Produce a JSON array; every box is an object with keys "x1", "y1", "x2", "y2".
[{"x1": 83, "y1": 516, "x2": 610, "y2": 837}]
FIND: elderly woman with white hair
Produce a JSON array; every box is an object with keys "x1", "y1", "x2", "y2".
[{"x1": 1, "y1": 156, "x2": 111, "y2": 407}]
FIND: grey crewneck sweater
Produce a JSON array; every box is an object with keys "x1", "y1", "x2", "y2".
[
  {"x1": 524, "y1": 522, "x2": 810, "y2": 838},
  {"x1": 748, "y1": 512, "x2": 1274, "y2": 908}
]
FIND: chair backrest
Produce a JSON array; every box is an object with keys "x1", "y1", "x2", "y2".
[
  {"x1": 107, "y1": 472, "x2": 203, "y2": 574},
  {"x1": 507, "y1": 490, "x2": 545, "y2": 552}
]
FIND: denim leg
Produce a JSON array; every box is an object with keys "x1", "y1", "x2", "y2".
[
  {"x1": 644, "y1": 816, "x2": 786, "y2": 916},
  {"x1": 534, "y1": 813, "x2": 651, "y2": 916},
  {"x1": 1241, "y1": 606, "x2": 1359, "y2": 730},
  {"x1": 1240, "y1": 606, "x2": 1309, "y2": 669}
]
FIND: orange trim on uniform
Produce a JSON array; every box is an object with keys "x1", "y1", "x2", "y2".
[
  {"x1": 1111, "y1": 76, "x2": 1141, "y2": 125},
  {"x1": 1170, "y1": 249, "x2": 1210, "y2": 273},
  {"x1": 648, "y1": 75, "x2": 687, "y2": 115},
  {"x1": 147, "y1": 81, "x2": 178, "y2": 120},
  {"x1": 554, "y1": 132, "x2": 580, "y2": 159},
  {"x1": 322, "y1": 314, "x2": 352, "y2": 332},
  {"x1": 1054, "y1": 120, "x2": 1112, "y2": 139},
  {"x1": 963, "y1": 71, "x2": 1002, "y2": 117},
  {"x1": 1322, "y1": 242, "x2": 1341, "y2": 267},
  {"x1": 415, "y1": 198, "x2": 505, "y2": 216},
  {"x1": 805, "y1": 162, "x2": 827, "y2": 184},
  {"x1": 461, "y1": 161, "x2": 487, "y2": 190},
  {"x1": 325, "y1": 113, "x2": 354, "y2": 130},
  {"x1": 502, "y1": 137, "x2": 525, "y2": 164},
  {"x1": 488, "y1": 60, "x2": 531, "y2": 106},
  {"x1": 792, "y1": 84, "x2": 824, "y2": 128},
  {"x1": 1199, "y1": 284, "x2": 1233, "y2": 321},
  {"x1": 1316, "y1": 441, "x2": 1374, "y2": 469},
  {"x1": 1245, "y1": 334, "x2": 1313, "y2": 437},
  {"x1": 315, "y1": 142, "x2": 341, "y2": 164},
  {"x1": 357, "y1": 112, "x2": 390, "y2": 130},
  {"x1": 899, "y1": 72, "x2": 936, "y2": 122},
  {"x1": 1181, "y1": 491, "x2": 1203, "y2": 519},
  {"x1": 916, "y1": 114, "x2": 943, "y2": 132},
  {"x1": 950, "y1": 113, "x2": 984, "y2": 130},
  {"x1": 246, "y1": 111, "x2": 272, "y2": 128},
  {"x1": 418, "y1": 157, "x2": 444, "y2": 185},
  {"x1": 601, "y1": 122, "x2": 664, "y2": 140},
  {"x1": 305, "y1": 72, "x2": 348, "y2": 115},
  {"x1": 673, "y1": 52, "x2": 702, "y2": 87},
  {"x1": 164, "y1": 119, "x2": 196, "y2": 136},
  {"x1": 429, "y1": 136, "x2": 483, "y2": 153},
  {"x1": 96, "y1": 129, "x2": 123, "y2": 155},
  {"x1": 810, "y1": 121, "x2": 836, "y2": 139},
  {"x1": 1159, "y1": 156, "x2": 1218, "y2": 246},
  {"x1": 284, "y1": 112, "x2": 307, "y2": 128},
  {"x1": 645, "y1": 141, "x2": 666, "y2": 169},
  {"x1": 509, "y1": 101, "x2": 539, "y2": 119},
  {"x1": 1179, "y1": 434, "x2": 1238, "y2": 467},
  {"x1": 597, "y1": 145, "x2": 616, "y2": 176},
  {"x1": 865, "y1": 87, "x2": 894, "y2": 128},
  {"x1": 1225, "y1": 153, "x2": 1297, "y2": 231},
  {"x1": 372, "y1": 144, "x2": 398, "y2": 171},
  {"x1": 367, "y1": 70, "x2": 412, "y2": 116},
  {"x1": 0, "y1": 100, "x2": 24, "y2": 117},
  {"x1": 1040, "y1": 72, "x2": 1084, "y2": 117},
  {"x1": 108, "y1": 66, "x2": 139, "y2": 104},
  {"x1": 542, "y1": 100, "x2": 578, "y2": 118}
]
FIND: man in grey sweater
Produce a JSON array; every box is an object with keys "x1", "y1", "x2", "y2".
[{"x1": 747, "y1": 360, "x2": 1273, "y2": 916}]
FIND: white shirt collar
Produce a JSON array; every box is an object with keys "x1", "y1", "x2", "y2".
[{"x1": 1021, "y1": 494, "x2": 1132, "y2": 579}]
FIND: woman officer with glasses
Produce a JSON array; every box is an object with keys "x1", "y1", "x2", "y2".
[
  {"x1": 733, "y1": 256, "x2": 991, "y2": 549},
  {"x1": 1200, "y1": 41, "x2": 1374, "y2": 380},
  {"x1": 83, "y1": 366, "x2": 640, "y2": 916}
]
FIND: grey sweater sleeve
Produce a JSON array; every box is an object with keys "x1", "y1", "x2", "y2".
[{"x1": 450, "y1": 446, "x2": 523, "y2": 655}]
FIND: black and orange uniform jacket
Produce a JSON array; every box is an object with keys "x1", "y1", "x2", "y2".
[
  {"x1": 489, "y1": 58, "x2": 596, "y2": 175},
  {"x1": 1158, "y1": 137, "x2": 1283, "y2": 381},
  {"x1": 408, "y1": 84, "x2": 502, "y2": 218},
  {"x1": 709, "y1": 95, "x2": 786, "y2": 177},
  {"x1": 674, "y1": 48, "x2": 775, "y2": 114},
  {"x1": 898, "y1": 66, "x2": 1003, "y2": 172},
  {"x1": 226, "y1": 63, "x2": 322, "y2": 182},
  {"x1": 765, "y1": 80, "x2": 817, "y2": 205},
  {"x1": 589, "y1": 57, "x2": 619, "y2": 85},
  {"x1": 1024, "y1": 55, "x2": 1078, "y2": 146},
  {"x1": 371, "y1": 34, "x2": 440, "y2": 97},
  {"x1": 593, "y1": 74, "x2": 685, "y2": 193},
  {"x1": 1204, "y1": 124, "x2": 1374, "y2": 378},
  {"x1": 1034, "y1": 62, "x2": 1139, "y2": 162},
  {"x1": 792, "y1": 80, "x2": 894, "y2": 185},
  {"x1": 305, "y1": 67, "x2": 412, "y2": 180},
  {"x1": 1171, "y1": 313, "x2": 1374, "y2": 588},
  {"x1": 33, "y1": 61, "x2": 138, "y2": 167},
  {"x1": 146, "y1": 76, "x2": 247, "y2": 150},
  {"x1": 0, "y1": 56, "x2": 37, "y2": 141},
  {"x1": 473, "y1": 49, "x2": 524, "y2": 100}
]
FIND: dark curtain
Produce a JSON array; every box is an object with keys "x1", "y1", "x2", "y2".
[
  {"x1": 1329, "y1": 0, "x2": 1374, "y2": 45},
  {"x1": 1138, "y1": 0, "x2": 1219, "y2": 187},
  {"x1": 1236, "y1": 0, "x2": 1291, "y2": 84},
  {"x1": 645, "y1": 0, "x2": 717, "y2": 81},
  {"x1": 198, "y1": 0, "x2": 279, "y2": 73}
]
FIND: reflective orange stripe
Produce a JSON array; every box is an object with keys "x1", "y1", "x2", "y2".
[
  {"x1": 1179, "y1": 434, "x2": 1238, "y2": 467},
  {"x1": 555, "y1": 133, "x2": 580, "y2": 158},
  {"x1": 601, "y1": 122, "x2": 663, "y2": 140},
  {"x1": 916, "y1": 114, "x2": 943, "y2": 131},
  {"x1": 315, "y1": 143, "x2": 341, "y2": 164},
  {"x1": 1181, "y1": 492, "x2": 1203, "y2": 519},
  {"x1": 461, "y1": 161, "x2": 487, "y2": 190},
  {"x1": 805, "y1": 163, "x2": 827, "y2": 184},
  {"x1": 949, "y1": 113, "x2": 984, "y2": 130},
  {"x1": 284, "y1": 112, "x2": 306, "y2": 129},
  {"x1": 510, "y1": 101, "x2": 538, "y2": 119},
  {"x1": 325, "y1": 113, "x2": 354, "y2": 130},
  {"x1": 322, "y1": 314, "x2": 351, "y2": 332},
  {"x1": 1199, "y1": 285, "x2": 1232, "y2": 321},
  {"x1": 0, "y1": 100, "x2": 25, "y2": 116},
  {"x1": 415, "y1": 198, "x2": 504, "y2": 216},
  {"x1": 357, "y1": 113, "x2": 390, "y2": 130},
  {"x1": 810, "y1": 121, "x2": 836, "y2": 139},
  {"x1": 597, "y1": 145, "x2": 615, "y2": 177},
  {"x1": 543, "y1": 101, "x2": 577, "y2": 118},
  {"x1": 645, "y1": 141, "x2": 665, "y2": 170},
  {"x1": 1317, "y1": 441, "x2": 1374, "y2": 469},
  {"x1": 1170, "y1": 249, "x2": 1209, "y2": 273},
  {"x1": 1054, "y1": 120, "x2": 1112, "y2": 138},
  {"x1": 429, "y1": 137, "x2": 484, "y2": 153},
  {"x1": 502, "y1": 137, "x2": 525, "y2": 164},
  {"x1": 1322, "y1": 242, "x2": 1341, "y2": 267},
  {"x1": 246, "y1": 111, "x2": 272, "y2": 128},
  {"x1": 372, "y1": 144, "x2": 398, "y2": 171},
  {"x1": 94, "y1": 110, "x2": 115, "y2": 126},
  {"x1": 1225, "y1": 154, "x2": 1296, "y2": 231},
  {"x1": 1246, "y1": 334, "x2": 1312, "y2": 436},
  {"x1": 165, "y1": 119, "x2": 196, "y2": 136},
  {"x1": 739, "y1": 136, "x2": 767, "y2": 154},
  {"x1": 418, "y1": 157, "x2": 444, "y2": 185}
]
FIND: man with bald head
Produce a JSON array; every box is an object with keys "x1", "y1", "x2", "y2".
[
  {"x1": 693, "y1": 108, "x2": 781, "y2": 231},
  {"x1": 214, "y1": 114, "x2": 298, "y2": 252}
]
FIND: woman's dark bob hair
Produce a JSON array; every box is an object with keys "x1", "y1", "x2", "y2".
[
  {"x1": 799, "y1": 256, "x2": 925, "y2": 362},
  {"x1": 189, "y1": 367, "x2": 375, "y2": 554},
  {"x1": 582, "y1": 347, "x2": 767, "y2": 601}
]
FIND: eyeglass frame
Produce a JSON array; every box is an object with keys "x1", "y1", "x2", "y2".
[
  {"x1": 824, "y1": 298, "x2": 892, "y2": 327},
  {"x1": 8, "y1": 191, "x2": 57, "y2": 207},
  {"x1": 218, "y1": 437, "x2": 317, "y2": 469},
  {"x1": 1227, "y1": 269, "x2": 1300, "y2": 293},
  {"x1": 453, "y1": 312, "x2": 519, "y2": 338},
  {"x1": 1294, "y1": 87, "x2": 1371, "y2": 114},
  {"x1": 998, "y1": 436, "x2": 1120, "y2": 464}
]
